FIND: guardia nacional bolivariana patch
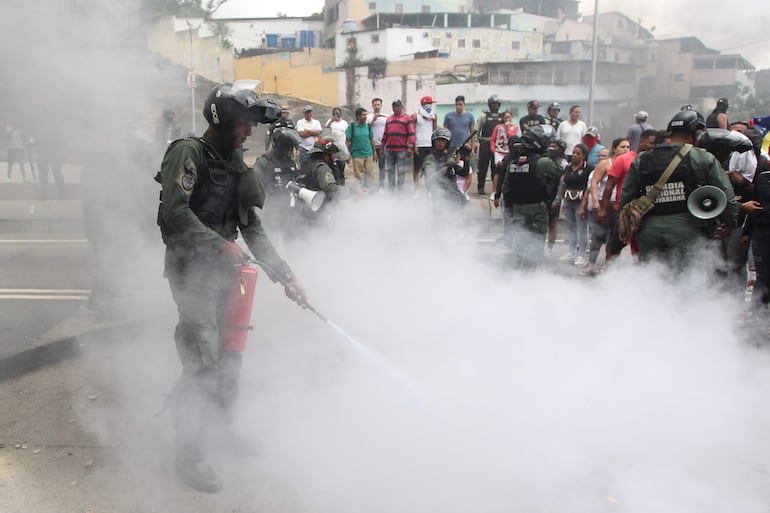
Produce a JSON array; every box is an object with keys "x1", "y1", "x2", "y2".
[{"x1": 179, "y1": 158, "x2": 197, "y2": 192}]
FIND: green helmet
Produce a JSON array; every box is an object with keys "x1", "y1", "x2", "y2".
[{"x1": 309, "y1": 128, "x2": 339, "y2": 155}]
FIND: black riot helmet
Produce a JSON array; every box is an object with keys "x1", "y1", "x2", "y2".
[
  {"x1": 521, "y1": 124, "x2": 555, "y2": 155},
  {"x1": 203, "y1": 82, "x2": 281, "y2": 134},
  {"x1": 695, "y1": 128, "x2": 753, "y2": 162},
  {"x1": 271, "y1": 127, "x2": 301, "y2": 154},
  {"x1": 667, "y1": 109, "x2": 706, "y2": 136},
  {"x1": 487, "y1": 94, "x2": 501, "y2": 108},
  {"x1": 547, "y1": 102, "x2": 561, "y2": 114},
  {"x1": 716, "y1": 97, "x2": 729, "y2": 111}
]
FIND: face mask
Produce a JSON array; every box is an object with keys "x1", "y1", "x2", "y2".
[
  {"x1": 423, "y1": 105, "x2": 432, "y2": 114},
  {"x1": 546, "y1": 148, "x2": 562, "y2": 160}
]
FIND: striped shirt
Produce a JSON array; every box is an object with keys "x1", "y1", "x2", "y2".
[{"x1": 382, "y1": 113, "x2": 415, "y2": 152}]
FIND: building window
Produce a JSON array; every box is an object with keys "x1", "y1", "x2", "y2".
[
  {"x1": 458, "y1": 38, "x2": 466, "y2": 48},
  {"x1": 421, "y1": 5, "x2": 430, "y2": 12},
  {"x1": 369, "y1": 2, "x2": 376, "y2": 8},
  {"x1": 551, "y1": 41, "x2": 570, "y2": 54},
  {"x1": 432, "y1": 37, "x2": 440, "y2": 48},
  {"x1": 674, "y1": 73, "x2": 684, "y2": 82},
  {"x1": 511, "y1": 40, "x2": 520, "y2": 50},
  {"x1": 371, "y1": 34, "x2": 379, "y2": 43},
  {"x1": 472, "y1": 39, "x2": 480, "y2": 48},
  {"x1": 406, "y1": 35, "x2": 413, "y2": 43},
  {"x1": 394, "y1": 3, "x2": 403, "y2": 13}
]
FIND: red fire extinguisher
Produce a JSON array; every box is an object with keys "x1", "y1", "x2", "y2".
[{"x1": 222, "y1": 264, "x2": 259, "y2": 352}]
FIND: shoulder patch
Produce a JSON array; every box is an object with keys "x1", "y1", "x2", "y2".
[
  {"x1": 324, "y1": 171, "x2": 336, "y2": 183},
  {"x1": 178, "y1": 157, "x2": 198, "y2": 192}
]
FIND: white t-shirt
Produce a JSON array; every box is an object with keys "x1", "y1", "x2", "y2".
[
  {"x1": 366, "y1": 112, "x2": 388, "y2": 146},
  {"x1": 295, "y1": 118, "x2": 322, "y2": 151},
  {"x1": 556, "y1": 120, "x2": 587, "y2": 156},
  {"x1": 414, "y1": 107, "x2": 436, "y2": 148}
]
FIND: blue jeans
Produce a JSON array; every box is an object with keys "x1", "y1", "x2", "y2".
[
  {"x1": 385, "y1": 149, "x2": 407, "y2": 191},
  {"x1": 563, "y1": 198, "x2": 588, "y2": 257},
  {"x1": 376, "y1": 145, "x2": 387, "y2": 188},
  {"x1": 299, "y1": 146, "x2": 310, "y2": 165}
]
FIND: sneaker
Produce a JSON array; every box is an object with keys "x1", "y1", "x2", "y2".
[
  {"x1": 574, "y1": 256, "x2": 587, "y2": 266},
  {"x1": 579, "y1": 263, "x2": 597, "y2": 276},
  {"x1": 559, "y1": 253, "x2": 575, "y2": 261},
  {"x1": 544, "y1": 247, "x2": 554, "y2": 258}
]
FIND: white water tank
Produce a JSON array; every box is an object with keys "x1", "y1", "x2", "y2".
[{"x1": 342, "y1": 19, "x2": 356, "y2": 33}]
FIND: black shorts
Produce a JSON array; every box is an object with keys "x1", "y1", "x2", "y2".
[{"x1": 414, "y1": 146, "x2": 431, "y2": 171}]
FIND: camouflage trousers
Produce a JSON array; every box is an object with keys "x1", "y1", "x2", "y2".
[
  {"x1": 503, "y1": 201, "x2": 548, "y2": 269},
  {"x1": 165, "y1": 249, "x2": 242, "y2": 452}
]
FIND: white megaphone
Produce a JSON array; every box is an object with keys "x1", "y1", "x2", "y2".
[
  {"x1": 286, "y1": 181, "x2": 325, "y2": 212},
  {"x1": 687, "y1": 185, "x2": 727, "y2": 220}
]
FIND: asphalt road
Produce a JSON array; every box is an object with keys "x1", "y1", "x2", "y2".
[{"x1": 0, "y1": 236, "x2": 94, "y2": 361}]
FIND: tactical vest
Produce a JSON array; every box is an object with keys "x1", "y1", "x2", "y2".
[
  {"x1": 503, "y1": 154, "x2": 547, "y2": 204},
  {"x1": 706, "y1": 110, "x2": 724, "y2": 129},
  {"x1": 159, "y1": 138, "x2": 241, "y2": 245},
  {"x1": 545, "y1": 116, "x2": 561, "y2": 130},
  {"x1": 258, "y1": 151, "x2": 298, "y2": 193},
  {"x1": 637, "y1": 145, "x2": 698, "y2": 216},
  {"x1": 296, "y1": 158, "x2": 327, "y2": 192},
  {"x1": 480, "y1": 112, "x2": 504, "y2": 139}
]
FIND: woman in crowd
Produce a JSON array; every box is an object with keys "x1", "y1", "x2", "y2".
[
  {"x1": 553, "y1": 143, "x2": 593, "y2": 266},
  {"x1": 580, "y1": 138, "x2": 630, "y2": 274},
  {"x1": 325, "y1": 107, "x2": 349, "y2": 181},
  {"x1": 490, "y1": 111, "x2": 518, "y2": 198}
]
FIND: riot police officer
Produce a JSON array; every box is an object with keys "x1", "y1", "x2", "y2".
[
  {"x1": 619, "y1": 109, "x2": 739, "y2": 264},
  {"x1": 255, "y1": 127, "x2": 301, "y2": 235},
  {"x1": 296, "y1": 128, "x2": 348, "y2": 203},
  {"x1": 264, "y1": 104, "x2": 294, "y2": 150},
  {"x1": 475, "y1": 94, "x2": 504, "y2": 195},
  {"x1": 423, "y1": 127, "x2": 469, "y2": 213},
  {"x1": 545, "y1": 102, "x2": 562, "y2": 130},
  {"x1": 495, "y1": 124, "x2": 563, "y2": 268},
  {"x1": 156, "y1": 82, "x2": 306, "y2": 493}
]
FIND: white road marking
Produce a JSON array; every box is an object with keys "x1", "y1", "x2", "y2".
[{"x1": 0, "y1": 239, "x2": 88, "y2": 244}]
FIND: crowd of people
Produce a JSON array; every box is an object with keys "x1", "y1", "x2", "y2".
[{"x1": 153, "y1": 83, "x2": 770, "y2": 495}]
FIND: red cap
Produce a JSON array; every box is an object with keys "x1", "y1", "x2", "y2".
[{"x1": 420, "y1": 96, "x2": 434, "y2": 106}]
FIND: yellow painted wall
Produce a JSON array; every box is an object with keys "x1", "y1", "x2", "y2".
[{"x1": 235, "y1": 50, "x2": 339, "y2": 106}]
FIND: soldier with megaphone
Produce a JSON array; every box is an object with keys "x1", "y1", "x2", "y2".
[
  {"x1": 618, "y1": 109, "x2": 739, "y2": 264},
  {"x1": 295, "y1": 128, "x2": 350, "y2": 211}
]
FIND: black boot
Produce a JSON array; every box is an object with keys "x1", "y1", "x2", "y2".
[{"x1": 174, "y1": 450, "x2": 223, "y2": 493}]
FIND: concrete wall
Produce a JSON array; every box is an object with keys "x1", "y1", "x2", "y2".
[
  {"x1": 234, "y1": 48, "x2": 339, "y2": 106},
  {"x1": 147, "y1": 17, "x2": 234, "y2": 83},
  {"x1": 337, "y1": 26, "x2": 543, "y2": 66},
  {"x1": 340, "y1": 67, "x2": 437, "y2": 113}
]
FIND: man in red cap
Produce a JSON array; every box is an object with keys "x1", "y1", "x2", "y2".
[
  {"x1": 519, "y1": 100, "x2": 545, "y2": 132},
  {"x1": 412, "y1": 95, "x2": 438, "y2": 198}
]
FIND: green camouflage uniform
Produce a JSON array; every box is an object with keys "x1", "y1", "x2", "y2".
[
  {"x1": 501, "y1": 155, "x2": 563, "y2": 268},
  {"x1": 157, "y1": 129, "x2": 293, "y2": 454},
  {"x1": 422, "y1": 151, "x2": 468, "y2": 213},
  {"x1": 619, "y1": 144, "x2": 739, "y2": 263}
]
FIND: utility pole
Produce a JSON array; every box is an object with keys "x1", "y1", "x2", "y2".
[
  {"x1": 588, "y1": 0, "x2": 599, "y2": 126},
  {"x1": 186, "y1": 20, "x2": 197, "y2": 134}
]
